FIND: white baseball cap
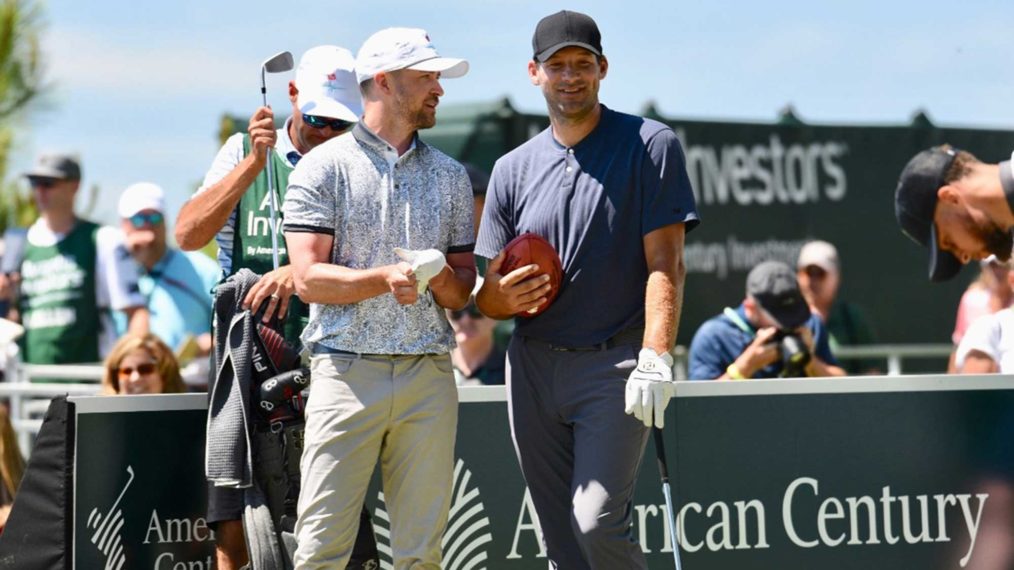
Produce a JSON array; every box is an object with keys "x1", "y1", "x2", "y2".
[
  {"x1": 355, "y1": 28, "x2": 468, "y2": 84},
  {"x1": 118, "y1": 182, "x2": 165, "y2": 218},
  {"x1": 295, "y1": 45, "x2": 363, "y2": 122},
  {"x1": 797, "y1": 240, "x2": 840, "y2": 274}
]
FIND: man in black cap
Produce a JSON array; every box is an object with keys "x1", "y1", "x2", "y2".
[
  {"x1": 688, "y1": 260, "x2": 844, "y2": 380},
  {"x1": 1, "y1": 153, "x2": 148, "y2": 369},
  {"x1": 475, "y1": 9, "x2": 699, "y2": 569},
  {"x1": 895, "y1": 145, "x2": 1014, "y2": 281}
]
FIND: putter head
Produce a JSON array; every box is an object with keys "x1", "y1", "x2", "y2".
[{"x1": 262, "y1": 51, "x2": 294, "y2": 74}]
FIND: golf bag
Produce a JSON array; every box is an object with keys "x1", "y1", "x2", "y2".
[{"x1": 210, "y1": 270, "x2": 378, "y2": 569}]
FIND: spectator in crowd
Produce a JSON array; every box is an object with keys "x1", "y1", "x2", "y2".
[
  {"x1": 175, "y1": 46, "x2": 364, "y2": 569},
  {"x1": 449, "y1": 279, "x2": 505, "y2": 386},
  {"x1": 0, "y1": 406, "x2": 24, "y2": 531},
  {"x1": 950, "y1": 257, "x2": 1014, "y2": 369},
  {"x1": 954, "y1": 261, "x2": 1014, "y2": 374},
  {"x1": 689, "y1": 260, "x2": 846, "y2": 380},
  {"x1": 895, "y1": 145, "x2": 1014, "y2": 281},
  {"x1": 283, "y1": 27, "x2": 473, "y2": 567},
  {"x1": 100, "y1": 333, "x2": 186, "y2": 395},
  {"x1": 117, "y1": 183, "x2": 218, "y2": 386},
  {"x1": 796, "y1": 240, "x2": 878, "y2": 374},
  {"x1": 1, "y1": 153, "x2": 147, "y2": 368}
]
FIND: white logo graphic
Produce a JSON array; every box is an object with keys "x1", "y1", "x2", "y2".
[
  {"x1": 373, "y1": 459, "x2": 493, "y2": 569},
  {"x1": 87, "y1": 466, "x2": 134, "y2": 570}
]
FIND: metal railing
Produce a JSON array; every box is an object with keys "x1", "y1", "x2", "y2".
[
  {"x1": 2, "y1": 345, "x2": 103, "y2": 455},
  {"x1": 832, "y1": 343, "x2": 953, "y2": 375},
  {"x1": 0, "y1": 342, "x2": 956, "y2": 457},
  {"x1": 673, "y1": 343, "x2": 953, "y2": 379}
]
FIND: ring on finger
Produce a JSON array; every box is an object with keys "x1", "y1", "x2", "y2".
[{"x1": 270, "y1": 294, "x2": 280, "y2": 300}]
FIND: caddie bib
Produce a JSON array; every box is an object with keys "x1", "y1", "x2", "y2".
[
  {"x1": 18, "y1": 220, "x2": 100, "y2": 364},
  {"x1": 234, "y1": 135, "x2": 308, "y2": 345}
]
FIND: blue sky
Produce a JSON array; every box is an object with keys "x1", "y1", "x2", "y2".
[{"x1": 8, "y1": 0, "x2": 1013, "y2": 231}]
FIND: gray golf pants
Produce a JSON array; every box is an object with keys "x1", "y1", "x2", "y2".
[{"x1": 507, "y1": 335, "x2": 651, "y2": 570}]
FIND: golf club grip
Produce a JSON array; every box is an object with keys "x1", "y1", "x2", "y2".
[{"x1": 652, "y1": 427, "x2": 670, "y2": 483}]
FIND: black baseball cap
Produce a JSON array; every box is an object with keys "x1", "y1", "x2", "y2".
[
  {"x1": 895, "y1": 146, "x2": 963, "y2": 282},
  {"x1": 532, "y1": 10, "x2": 602, "y2": 62},
  {"x1": 746, "y1": 261, "x2": 811, "y2": 330},
  {"x1": 24, "y1": 152, "x2": 81, "y2": 181}
]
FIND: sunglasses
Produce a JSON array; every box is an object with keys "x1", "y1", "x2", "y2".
[
  {"x1": 302, "y1": 114, "x2": 355, "y2": 132},
  {"x1": 29, "y1": 177, "x2": 59, "y2": 189},
  {"x1": 128, "y1": 212, "x2": 164, "y2": 228},
  {"x1": 450, "y1": 305, "x2": 485, "y2": 321},
  {"x1": 118, "y1": 362, "x2": 157, "y2": 378}
]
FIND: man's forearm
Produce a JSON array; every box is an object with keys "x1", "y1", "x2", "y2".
[
  {"x1": 176, "y1": 154, "x2": 264, "y2": 250},
  {"x1": 643, "y1": 269, "x2": 680, "y2": 355},
  {"x1": 806, "y1": 358, "x2": 846, "y2": 378},
  {"x1": 294, "y1": 263, "x2": 393, "y2": 305},
  {"x1": 126, "y1": 306, "x2": 149, "y2": 336},
  {"x1": 429, "y1": 265, "x2": 476, "y2": 310}
]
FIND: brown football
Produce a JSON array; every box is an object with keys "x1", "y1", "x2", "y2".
[{"x1": 501, "y1": 232, "x2": 563, "y2": 317}]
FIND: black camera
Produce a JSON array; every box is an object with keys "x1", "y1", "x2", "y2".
[{"x1": 771, "y1": 330, "x2": 811, "y2": 377}]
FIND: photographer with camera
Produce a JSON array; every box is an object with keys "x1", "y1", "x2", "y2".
[{"x1": 689, "y1": 260, "x2": 846, "y2": 380}]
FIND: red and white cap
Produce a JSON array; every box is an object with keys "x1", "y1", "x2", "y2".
[
  {"x1": 355, "y1": 28, "x2": 468, "y2": 84},
  {"x1": 295, "y1": 46, "x2": 363, "y2": 122}
]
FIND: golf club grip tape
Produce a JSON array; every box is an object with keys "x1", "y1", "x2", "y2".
[{"x1": 652, "y1": 427, "x2": 670, "y2": 482}]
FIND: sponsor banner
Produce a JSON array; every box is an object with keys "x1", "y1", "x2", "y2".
[
  {"x1": 70, "y1": 377, "x2": 1014, "y2": 569},
  {"x1": 73, "y1": 395, "x2": 214, "y2": 570}
]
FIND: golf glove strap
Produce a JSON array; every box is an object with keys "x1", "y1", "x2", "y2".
[
  {"x1": 624, "y1": 348, "x2": 676, "y2": 429},
  {"x1": 394, "y1": 248, "x2": 447, "y2": 293}
]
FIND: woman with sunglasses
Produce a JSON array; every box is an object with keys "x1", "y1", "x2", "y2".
[{"x1": 101, "y1": 333, "x2": 186, "y2": 395}]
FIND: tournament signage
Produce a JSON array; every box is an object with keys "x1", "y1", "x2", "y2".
[
  {"x1": 66, "y1": 376, "x2": 1014, "y2": 569},
  {"x1": 73, "y1": 394, "x2": 214, "y2": 569}
]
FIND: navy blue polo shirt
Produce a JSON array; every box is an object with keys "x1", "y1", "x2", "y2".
[
  {"x1": 475, "y1": 106, "x2": 699, "y2": 346},
  {"x1": 687, "y1": 304, "x2": 838, "y2": 380}
]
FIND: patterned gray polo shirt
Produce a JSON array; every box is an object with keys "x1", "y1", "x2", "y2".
[{"x1": 282, "y1": 123, "x2": 474, "y2": 354}]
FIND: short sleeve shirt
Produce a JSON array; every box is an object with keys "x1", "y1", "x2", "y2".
[
  {"x1": 687, "y1": 304, "x2": 838, "y2": 380},
  {"x1": 955, "y1": 308, "x2": 1014, "y2": 373},
  {"x1": 282, "y1": 123, "x2": 474, "y2": 354},
  {"x1": 474, "y1": 106, "x2": 699, "y2": 346}
]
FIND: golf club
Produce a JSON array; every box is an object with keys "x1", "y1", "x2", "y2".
[
  {"x1": 259, "y1": 51, "x2": 295, "y2": 271},
  {"x1": 653, "y1": 427, "x2": 683, "y2": 570}
]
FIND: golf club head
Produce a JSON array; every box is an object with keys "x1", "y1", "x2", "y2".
[{"x1": 262, "y1": 51, "x2": 294, "y2": 74}]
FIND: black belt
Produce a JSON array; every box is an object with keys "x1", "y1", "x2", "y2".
[{"x1": 535, "y1": 327, "x2": 644, "y2": 352}]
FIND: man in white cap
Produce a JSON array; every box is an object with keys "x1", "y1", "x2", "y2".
[
  {"x1": 2, "y1": 153, "x2": 147, "y2": 370},
  {"x1": 117, "y1": 183, "x2": 219, "y2": 374},
  {"x1": 796, "y1": 240, "x2": 878, "y2": 374},
  {"x1": 175, "y1": 46, "x2": 364, "y2": 569},
  {"x1": 283, "y1": 28, "x2": 474, "y2": 568}
]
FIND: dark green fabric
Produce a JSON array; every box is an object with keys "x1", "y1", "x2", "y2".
[
  {"x1": 18, "y1": 221, "x2": 100, "y2": 365},
  {"x1": 826, "y1": 300, "x2": 878, "y2": 374},
  {"x1": 234, "y1": 136, "x2": 307, "y2": 346}
]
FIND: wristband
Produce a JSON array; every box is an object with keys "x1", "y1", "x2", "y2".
[{"x1": 726, "y1": 363, "x2": 747, "y2": 380}]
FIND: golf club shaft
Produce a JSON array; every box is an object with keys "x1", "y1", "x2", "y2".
[
  {"x1": 653, "y1": 427, "x2": 683, "y2": 570},
  {"x1": 261, "y1": 74, "x2": 281, "y2": 271}
]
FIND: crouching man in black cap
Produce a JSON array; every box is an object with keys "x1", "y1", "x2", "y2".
[
  {"x1": 688, "y1": 261, "x2": 845, "y2": 380},
  {"x1": 895, "y1": 145, "x2": 1014, "y2": 281}
]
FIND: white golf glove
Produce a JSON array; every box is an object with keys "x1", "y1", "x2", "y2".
[
  {"x1": 624, "y1": 348, "x2": 676, "y2": 429},
  {"x1": 394, "y1": 248, "x2": 447, "y2": 293}
]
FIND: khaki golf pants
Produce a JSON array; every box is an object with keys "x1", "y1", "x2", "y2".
[{"x1": 294, "y1": 352, "x2": 458, "y2": 569}]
